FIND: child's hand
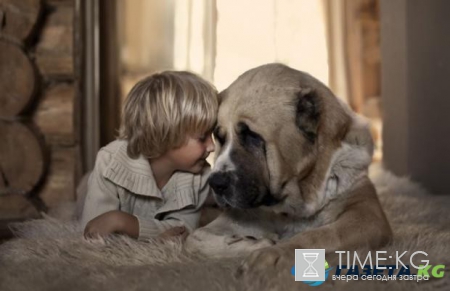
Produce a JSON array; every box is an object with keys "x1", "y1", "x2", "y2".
[
  {"x1": 84, "y1": 210, "x2": 139, "y2": 239},
  {"x1": 158, "y1": 226, "x2": 188, "y2": 240}
]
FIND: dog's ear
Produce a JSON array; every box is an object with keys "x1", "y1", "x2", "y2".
[{"x1": 296, "y1": 87, "x2": 321, "y2": 143}]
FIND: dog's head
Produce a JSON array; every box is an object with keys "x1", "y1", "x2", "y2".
[{"x1": 209, "y1": 64, "x2": 373, "y2": 216}]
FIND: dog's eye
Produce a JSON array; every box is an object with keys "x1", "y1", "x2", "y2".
[
  {"x1": 213, "y1": 127, "x2": 226, "y2": 145},
  {"x1": 238, "y1": 122, "x2": 265, "y2": 149}
]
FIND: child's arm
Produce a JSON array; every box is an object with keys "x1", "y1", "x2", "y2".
[
  {"x1": 84, "y1": 210, "x2": 139, "y2": 238},
  {"x1": 85, "y1": 211, "x2": 190, "y2": 240},
  {"x1": 134, "y1": 169, "x2": 212, "y2": 240},
  {"x1": 81, "y1": 149, "x2": 139, "y2": 238}
]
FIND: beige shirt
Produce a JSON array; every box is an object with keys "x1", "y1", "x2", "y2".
[{"x1": 81, "y1": 140, "x2": 211, "y2": 240}]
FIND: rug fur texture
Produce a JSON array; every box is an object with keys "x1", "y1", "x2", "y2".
[{"x1": 0, "y1": 164, "x2": 449, "y2": 291}]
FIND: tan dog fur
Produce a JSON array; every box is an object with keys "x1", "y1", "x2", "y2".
[{"x1": 186, "y1": 64, "x2": 392, "y2": 276}]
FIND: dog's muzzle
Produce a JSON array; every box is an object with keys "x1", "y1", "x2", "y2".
[
  {"x1": 208, "y1": 171, "x2": 280, "y2": 208},
  {"x1": 208, "y1": 171, "x2": 234, "y2": 197}
]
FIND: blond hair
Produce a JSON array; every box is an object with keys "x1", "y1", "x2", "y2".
[{"x1": 119, "y1": 71, "x2": 218, "y2": 159}]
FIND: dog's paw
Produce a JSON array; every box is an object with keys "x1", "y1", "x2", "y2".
[
  {"x1": 225, "y1": 235, "x2": 274, "y2": 246},
  {"x1": 225, "y1": 235, "x2": 275, "y2": 254},
  {"x1": 236, "y1": 246, "x2": 293, "y2": 279}
]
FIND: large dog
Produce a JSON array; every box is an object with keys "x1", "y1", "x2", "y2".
[{"x1": 186, "y1": 64, "x2": 392, "y2": 275}]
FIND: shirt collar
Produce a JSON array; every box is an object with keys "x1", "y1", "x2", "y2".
[
  {"x1": 102, "y1": 141, "x2": 164, "y2": 198},
  {"x1": 102, "y1": 140, "x2": 196, "y2": 212}
]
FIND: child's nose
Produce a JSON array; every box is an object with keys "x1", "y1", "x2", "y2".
[{"x1": 206, "y1": 135, "x2": 215, "y2": 152}]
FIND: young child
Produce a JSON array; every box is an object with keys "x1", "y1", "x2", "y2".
[{"x1": 81, "y1": 71, "x2": 218, "y2": 240}]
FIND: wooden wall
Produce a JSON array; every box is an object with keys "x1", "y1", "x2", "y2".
[
  {"x1": 344, "y1": 0, "x2": 381, "y2": 115},
  {"x1": 342, "y1": 0, "x2": 382, "y2": 161},
  {"x1": 381, "y1": 0, "x2": 450, "y2": 194},
  {"x1": 0, "y1": 0, "x2": 80, "y2": 238}
]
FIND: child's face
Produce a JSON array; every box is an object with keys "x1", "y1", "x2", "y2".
[{"x1": 167, "y1": 132, "x2": 215, "y2": 173}]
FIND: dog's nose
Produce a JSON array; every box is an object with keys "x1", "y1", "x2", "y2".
[{"x1": 208, "y1": 172, "x2": 231, "y2": 195}]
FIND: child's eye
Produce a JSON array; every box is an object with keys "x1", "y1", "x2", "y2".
[
  {"x1": 196, "y1": 134, "x2": 209, "y2": 142},
  {"x1": 197, "y1": 129, "x2": 213, "y2": 143}
]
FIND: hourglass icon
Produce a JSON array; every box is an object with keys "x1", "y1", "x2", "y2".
[{"x1": 303, "y1": 253, "x2": 319, "y2": 277}]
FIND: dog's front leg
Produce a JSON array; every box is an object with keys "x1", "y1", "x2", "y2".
[
  {"x1": 283, "y1": 181, "x2": 392, "y2": 251},
  {"x1": 238, "y1": 180, "x2": 392, "y2": 277},
  {"x1": 185, "y1": 211, "x2": 279, "y2": 258},
  {"x1": 186, "y1": 229, "x2": 276, "y2": 258}
]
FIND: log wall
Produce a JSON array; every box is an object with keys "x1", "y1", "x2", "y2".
[{"x1": 0, "y1": 0, "x2": 80, "y2": 238}]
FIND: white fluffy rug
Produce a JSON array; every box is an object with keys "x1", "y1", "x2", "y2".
[{"x1": 1, "y1": 164, "x2": 449, "y2": 291}]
